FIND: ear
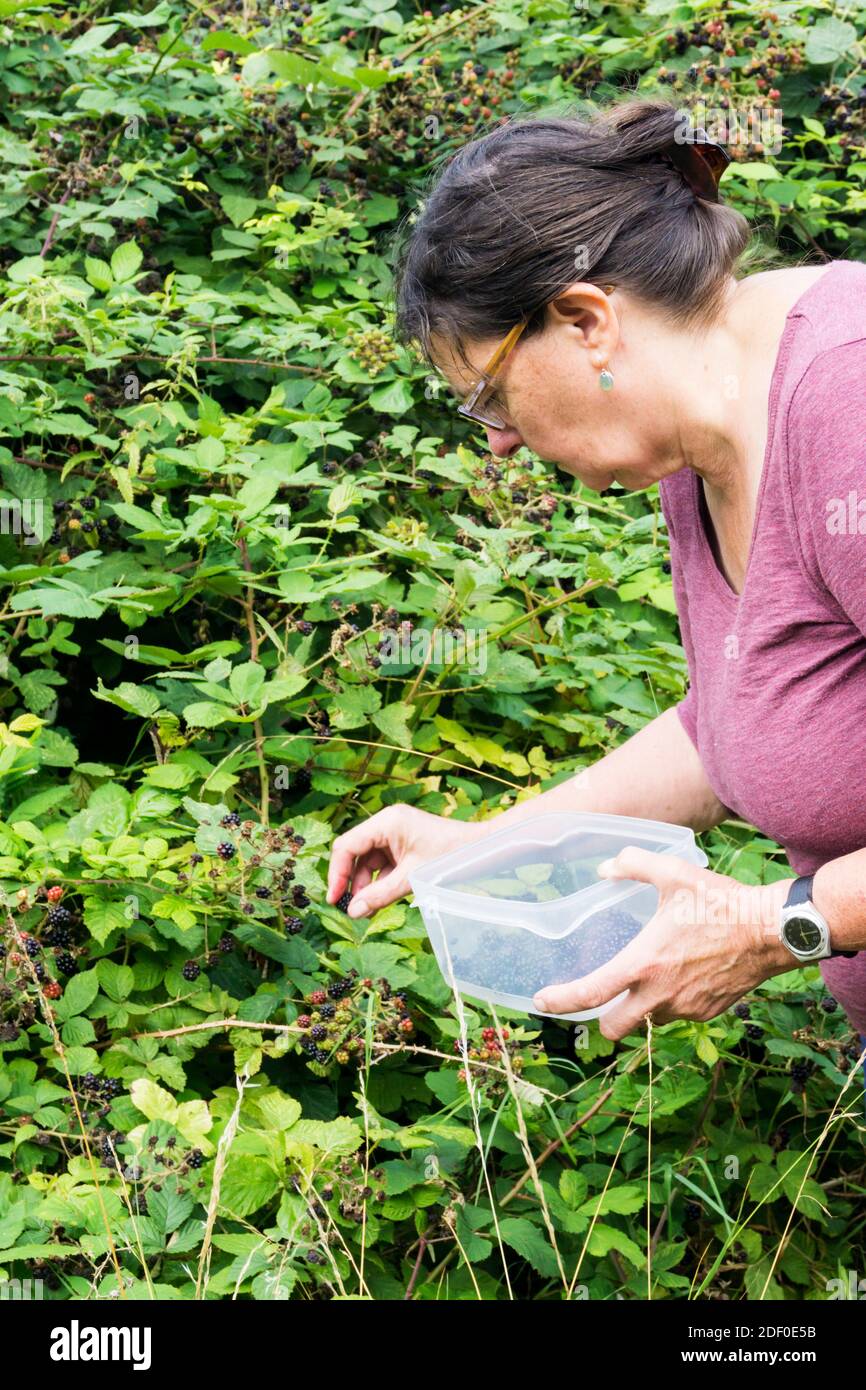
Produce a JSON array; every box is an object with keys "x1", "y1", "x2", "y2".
[{"x1": 545, "y1": 282, "x2": 619, "y2": 359}]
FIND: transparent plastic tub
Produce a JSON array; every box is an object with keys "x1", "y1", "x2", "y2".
[{"x1": 408, "y1": 812, "x2": 707, "y2": 1022}]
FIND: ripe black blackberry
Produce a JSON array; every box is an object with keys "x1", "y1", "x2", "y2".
[
  {"x1": 34, "y1": 962, "x2": 45, "y2": 981},
  {"x1": 314, "y1": 1047, "x2": 329, "y2": 1064},
  {"x1": 310, "y1": 1024, "x2": 327, "y2": 1041},
  {"x1": 683, "y1": 1200, "x2": 702, "y2": 1224},
  {"x1": 336, "y1": 889, "x2": 352, "y2": 912},
  {"x1": 220, "y1": 811, "x2": 241, "y2": 828},
  {"x1": 217, "y1": 933, "x2": 234, "y2": 953},
  {"x1": 55, "y1": 952, "x2": 77, "y2": 975},
  {"x1": 284, "y1": 915, "x2": 304, "y2": 935},
  {"x1": 790, "y1": 1059, "x2": 814, "y2": 1092},
  {"x1": 820, "y1": 996, "x2": 838, "y2": 1013},
  {"x1": 745, "y1": 1023, "x2": 763, "y2": 1041},
  {"x1": 327, "y1": 977, "x2": 352, "y2": 1000},
  {"x1": 186, "y1": 1149, "x2": 204, "y2": 1169},
  {"x1": 24, "y1": 937, "x2": 41, "y2": 958},
  {"x1": 319, "y1": 1002, "x2": 335, "y2": 1020},
  {"x1": 292, "y1": 766, "x2": 312, "y2": 795},
  {"x1": 47, "y1": 905, "x2": 73, "y2": 927},
  {"x1": 733, "y1": 1002, "x2": 750, "y2": 1019},
  {"x1": 182, "y1": 960, "x2": 201, "y2": 982},
  {"x1": 216, "y1": 841, "x2": 236, "y2": 861},
  {"x1": 292, "y1": 885, "x2": 310, "y2": 909},
  {"x1": 254, "y1": 885, "x2": 271, "y2": 899},
  {"x1": 43, "y1": 922, "x2": 73, "y2": 948}
]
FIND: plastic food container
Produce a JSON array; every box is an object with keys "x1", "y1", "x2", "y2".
[{"x1": 408, "y1": 812, "x2": 708, "y2": 1022}]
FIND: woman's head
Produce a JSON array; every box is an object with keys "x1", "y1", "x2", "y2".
[{"x1": 393, "y1": 99, "x2": 751, "y2": 489}]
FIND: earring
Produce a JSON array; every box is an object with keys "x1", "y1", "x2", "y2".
[{"x1": 599, "y1": 367, "x2": 614, "y2": 391}]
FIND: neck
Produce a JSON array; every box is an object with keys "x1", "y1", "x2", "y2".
[{"x1": 649, "y1": 276, "x2": 766, "y2": 498}]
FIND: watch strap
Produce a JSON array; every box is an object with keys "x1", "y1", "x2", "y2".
[{"x1": 785, "y1": 875, "x2": 856, "y2": 959}]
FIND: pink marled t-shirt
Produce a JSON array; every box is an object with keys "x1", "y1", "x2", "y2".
[{"x1": 659, "y1": 258, "x2": 866, "y2": 1030}]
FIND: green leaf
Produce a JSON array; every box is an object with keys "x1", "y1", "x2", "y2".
[
  {"x1": 85, "y1": 256, "x2": 113, "y2": 291},
  {"x1": 54, "y1": 968, "x2": 100, "y2": 1021},
  {"x1": 805, "y1": 17, "x2": 857, "y2": 64},
  {"x1": 110, "y1": 240, "x2": 143, "y2": 282},
  {"x1": 82, "y1": 896, "x2": 129, "y2": 946},
  {"x1": 498, "y1": 1217, "x2": 561, "y2": 1278},
  {"x1": 367, "y1": 379, "x2": 414, "y2": 414},
  {"x1": 229, "y1": 661, "x2": 265, "y2": 707},
  {"x1": 286, "y1": 1116, "x2": 363, "y2": 1155},
  {"x1": 220, "y1": 194, "x2": 258, "y2": 227},
  {"x1": 96, "y1": 960, "x2": 135, "y2": 1001},
  {"x1": 219, "y1": 1156, "x2": 282, "y2": 1217},
  {"x1": 93, "y1": 678, "x2": 160, "y2": 719},
  {"x1": 371, "y1": 701, "x2": 414, "y2": 750},
  {"x1": 129, "y1": 1077, "x2": 179, "y2": 1125}
]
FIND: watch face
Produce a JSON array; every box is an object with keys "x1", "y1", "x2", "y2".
[{"x1": 784, "y1": 915, "x2": 823, "y2": 954}]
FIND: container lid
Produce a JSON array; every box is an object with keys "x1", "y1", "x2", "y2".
[{"x1": 408, "y1": 811, "x2": 702, "y2": 939}]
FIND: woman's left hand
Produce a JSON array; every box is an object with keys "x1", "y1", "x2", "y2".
[{"x1": 531, "y1": 848, "x2": 795, "y2": 1040}]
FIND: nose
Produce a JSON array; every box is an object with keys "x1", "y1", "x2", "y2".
[{"x1": 485, "y1": 425, "x2": 524, "y2": 458}]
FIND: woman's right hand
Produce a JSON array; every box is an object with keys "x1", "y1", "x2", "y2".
[{"x1": 326, "y1": 806, "x2": 487, "y2": 918}]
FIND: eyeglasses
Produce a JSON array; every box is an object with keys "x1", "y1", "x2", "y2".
[
  {"x1": 452, "y1": 130, "x2": 729, "y2": 432},
  {"x1": 455, "y1": 283, "x2": 616, "y2": 431}
]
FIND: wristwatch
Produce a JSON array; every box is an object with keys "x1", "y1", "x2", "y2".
[{"x1": 779, "y1": 875, "x2": 857, "y2": 963}]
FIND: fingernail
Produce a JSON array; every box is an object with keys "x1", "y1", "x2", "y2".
[
  {"x1": 348, "y1": 898, "x2": 369, "y2": 917},
  {"x1": 597, "y1": 857, "x2": 615, "y2": 875},
  {"x1": 532, "y1": 994, "x2": 548, "y2": 1012}
]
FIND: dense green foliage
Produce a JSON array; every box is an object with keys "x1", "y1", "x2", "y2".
[{"x1": 1, "y1": 0, "x2": 865, "y2": 1301}]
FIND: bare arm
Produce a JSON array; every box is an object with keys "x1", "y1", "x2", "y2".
[
  {"x1": 327, "y1": 704, "x2": 726, "y2": 916},
  {"x1": 486, "y1": 704, "x2": 726, "y2": 835}
]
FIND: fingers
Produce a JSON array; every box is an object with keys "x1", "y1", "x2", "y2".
[
  {"x1": 348, "y1": 849, "x2": 389, "y2": 899},
  {"x1": 597, "y1": 846, "x2": 708, "y2": 896},
  {"x1": 327, "y1": 809, "x2": 401, "y2": 904},
  {"x1": 597, "y1": 992, "x2": 661, "y2": 1042},
  {"x1": 345, "y1": 864, "x2": 412, "y2": 918}
]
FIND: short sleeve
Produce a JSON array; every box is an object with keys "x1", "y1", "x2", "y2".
[{"x1": 785, "y1": 339, "x2": 866, "y2": 637}]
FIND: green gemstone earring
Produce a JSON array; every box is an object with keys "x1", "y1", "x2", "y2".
[{"x1": 599, "y1": 367, "x2": 614, "y2": 391}]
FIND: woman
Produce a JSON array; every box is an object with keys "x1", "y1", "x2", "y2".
[{"x1": 327, "y1": 99, "x2": 866, "y2": 1045}]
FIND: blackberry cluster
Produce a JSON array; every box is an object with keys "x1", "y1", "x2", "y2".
[
  {"x1": 449, "y1": 909, "x2": 642, "y2": 1000},
  {"x1": 182, "y1": 961, "x2": 201, "y2": 982},
  {"x1": 81, "y1": 1073, "x2": 123, "y2": 1100},
  {"x1": 300, "y1": 1036, "x2": 331, "y2": 1065},
  {"x1": 327, "y1": 974, "x2": 356, "y2": 1000}
]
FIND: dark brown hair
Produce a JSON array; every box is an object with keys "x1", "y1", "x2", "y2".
[{"x1": 392, "y1": 99, "x2": 751, "y2": 369}]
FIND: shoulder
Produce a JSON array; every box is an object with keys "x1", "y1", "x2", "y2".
[
  {"x1": 780, "y1": 333, "x2": 866, "y2": 626},
  {"x1": 784, "y1": 336, "x2": 866, "y2": 481}
]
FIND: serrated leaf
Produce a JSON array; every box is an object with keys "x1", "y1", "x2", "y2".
[{"x1": 110, "y1": 240, "x2": 143, "y2": 282}]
